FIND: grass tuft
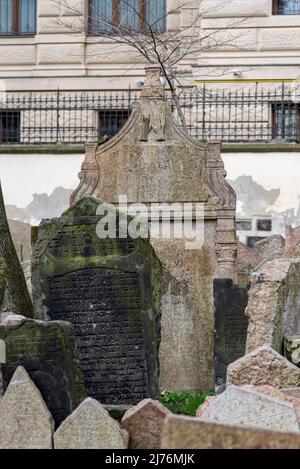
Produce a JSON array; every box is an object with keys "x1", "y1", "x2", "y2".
[{"x1": 160, "y1": 390, "x2": 215, "y2": 416}]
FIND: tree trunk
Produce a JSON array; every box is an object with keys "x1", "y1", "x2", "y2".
[{"x1": 0, "y1": 182, "x2": 33, "y2": 317}]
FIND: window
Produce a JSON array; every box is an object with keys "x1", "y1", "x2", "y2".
[
  {"x1": 272, "y1": 103, "x2": 300, "y2": 142},
  {"x1": 273, "y1": 0, "x2": 300, "y2": 14},
  {"x1": 0, "y1": 0, "x2": 36, "y2": 35},
  {"x1": 0, "y1": 111, "x2": 21, "y2": 142},
  {"x1": 99, "y1": 109, "x2": 130, "y2": 139},
  {"x1": 89, "y1": 0, "x2": 166, "y2": 33}
]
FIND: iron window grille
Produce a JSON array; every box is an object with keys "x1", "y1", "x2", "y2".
[
  {"x1": 99, "y1": 109, "x2": 130, "y2": 139},
  {"x1": 0, "y1": 111, "x2": 20, "y2": 142},
  {"x1": 272, "y1": 102, "x2": 300, "y2": 142}
]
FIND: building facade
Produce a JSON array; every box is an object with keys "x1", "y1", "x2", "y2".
[{"x1": 0, "y1": 1, "x2": 300, "y2": 90}]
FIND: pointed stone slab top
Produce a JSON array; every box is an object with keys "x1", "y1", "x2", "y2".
[
  {"x1": 0, "y1": 366, "x2": 54, "y2": 449},
  {"x1": 121, "y1": 398, "x2": 171, "y2": 449},
  {"x1": 227, "y1": 345, "x2": 300, "y2": 388},
  {"x1": 162, "y1": 415, "x2": 300, "y2": 449},
  {"x1": 54, "y1": 398, "x2": 129, "y2": 449},
  {"x1": 198, "y1": 385, "x2": 299, "y2": 433}
]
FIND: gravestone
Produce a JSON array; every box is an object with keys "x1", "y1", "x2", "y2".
[
  {"x1": 0, "y1": 318, "x2": 86, "y2": 427},
  {"x1": 54, "y1": 397, "x2": 128, "y2": 449},
  {"x1": 227, "y1": 345, "x2": 300, "y2": 388},
  {"x1": 71, "y1": 65, "x2": 237, "y2": 392},
  {"x1": 255, "y1": 235, "x2": 285, "y2": 262},
  {"x1": 246, "y1": 259, "x2": 300, "y2": 354},
  {"x1": 162, "y1": 416, "x2": 300, "y2": 449},
  {"x1": 0, "y1": 367, "x2": 54, "y2": 449},
  {"x1": 33, "y1": 197, "x2": 162, "y2": 405},
  {"x1": 214, "y1": 279, "x2": 249, "y2": 385},
  {"x1": 198, "y1": 385, "x2": 299, "y2": 433},
  {"x1": 121, "y1": 399, "x2": 171, "y2": 449}
]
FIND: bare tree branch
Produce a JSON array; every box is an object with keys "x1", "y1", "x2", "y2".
[{"x1": 50, "y1": 0, "x2": 253, "y2": 130}]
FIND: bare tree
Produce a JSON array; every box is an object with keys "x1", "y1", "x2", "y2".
[
  {"x1": 0, "y1": 182, "x2": 33, "y2": 317},
  {"x1": 52, "y1": 0, "x2": 248, "y2": 131}
]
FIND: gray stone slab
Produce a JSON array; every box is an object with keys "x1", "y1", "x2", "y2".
[
  {"x1": 54, "y1": 397, "x2": 128, "y2": 449},
  {"x1": 162, "y1": 415, "x2": 300, "y2": 449},
  {"x1": 0, "y1": 366, "x2": 54, "y2": 449},
  {"x1": 199, "y1": 385, "x2": 299, "y2": 432}
]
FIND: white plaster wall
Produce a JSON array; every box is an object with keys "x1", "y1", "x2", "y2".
[
  {"x1": 222, "y1": 152, "x2": 300, "y2": 214},
  {"x1": 0, "y1": 153, "x2": 84, "y2": 207},
  {"x1": 1, "y1": 151, "x2": 299, "y2": 233}
]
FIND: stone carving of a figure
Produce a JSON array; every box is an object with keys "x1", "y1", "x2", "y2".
[{"x1": 140, "y1": 100, "x2": 166, "y2": 142}]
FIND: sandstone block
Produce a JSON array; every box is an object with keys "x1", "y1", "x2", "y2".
[
  {"x1": 227, "y1": 345, "x2": 300, "y2": 388},
  {"x1": 198, "y1": 385, "x2": 299, "y2": 432},
  {"x1": 54, "y1": 398, "x2": 128, "y2": 449},
  {"x1": 162, "y1": 415, "x2": 300, "y2": 449},
  {"x1": 121, "y1": 398, "x2": 171, "y2": 449},
  {"x1": 0, "y1": 367, "x2": 54, "y2": 449}
]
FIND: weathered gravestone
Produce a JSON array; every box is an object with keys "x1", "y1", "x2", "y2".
[
  {"x1": 198, "y1": 385, "x2": 299, "y2": 433},
  {"x1": 71, "y1": 65, "x2": 237, "y2": 392},
  {"x1": 246, "y1": 259, "x2": 300, "y2": 354},
  {"x1": 121, "y1": 398, "x2": 171, "y2": 449},
  {"x1": 162, "y1": 416, "x2": 300, "y2": 449},
  {"x1": 0, "y1": 318, "x2": 86, "y2": 427},
  {"x1": 214, "y1": 279, "x2": 249, "y2": 385},
  {"x1": 32, "y1": 197, "x2": 162, "y2": 405},
  {"x1": 0, "y1": 367, "x2": 54, "y2": 449},
  {"x1": 227, "y1": 345, "x2": 300, "y2": 388},
  {"x1": 54, "y1": 397, "x2": 128, "y2": 449}
]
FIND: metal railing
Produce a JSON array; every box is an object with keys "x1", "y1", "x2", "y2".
[{"x1": 0, "y1": 83, "x2": 299, "y2": 145}]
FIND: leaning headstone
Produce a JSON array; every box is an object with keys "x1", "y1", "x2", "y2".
[
  {"x1": 54, "y1": 397, "x2": 128, "y2": 449},
  {"x1": 285, "y1": 224, "x2": 300, "y2": 257},
  {"x1": 121, "y1": 398, "x2": 171, "y2": 449},
  {"x1": 198, "y1": 385, "x2": 299, "y2": 432},
  {"x1": 245, "y1": 259, "x2": 300, "y2": 354},
  {"x1": 0, "y1": 318, "x2": 86, "y2": 427},
  {"x1": 0, "y1": 366, "x2": 54, "y2": 449},
  {"x1": 255, "y1": 235, "x2": 285, "y2": 262},
  {"x1": 32, "y1": 198, "x2": 162, "y2": 405},
  {"x1": 214, "y1": 279, "x2": 249, "y2": 386},
  {"x1": 162, "y1": 415, "x2": 300, "y2": 449},
  {"x1": 227, "y1": 345, "x2": 300, "y2": 388}
]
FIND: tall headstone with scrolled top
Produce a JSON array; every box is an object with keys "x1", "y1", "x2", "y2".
[
  {"x1": 32, "y1": 197, "x2": 162, "y2": 405},
  {"x1": 71, "y1": 65, "x2": 237, "y2": 391}
]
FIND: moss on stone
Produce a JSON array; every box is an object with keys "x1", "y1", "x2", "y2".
[{"x1": 0, "y1": 319, "x2": 87, "y2": 426}]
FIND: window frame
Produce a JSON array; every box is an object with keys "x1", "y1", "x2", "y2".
[
  {"x1": 88, "y1": 0, "x2": 166, "y2": 35},
  {"x1": 271, "y1": 101, "x2": 300, "y2": 142},
  {"x1": 0, "y1": 110, "x2": 21, "y2": 143},
  {"x1": 272, "y1": 0, "x2": 300, "y2": 15},
  {"x1": 98, "y1": 108, "x2": 130, "y2": 140},
  {"x1": 0, "y1": 0, "x2": 37, "y2": 37}
]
